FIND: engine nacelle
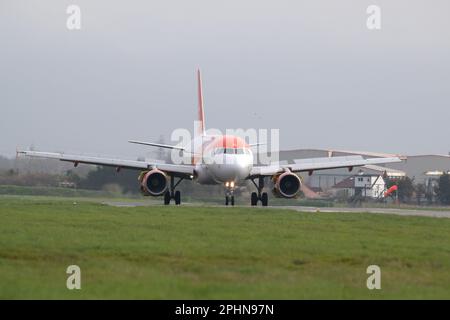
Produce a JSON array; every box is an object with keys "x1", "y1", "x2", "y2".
[
  {"x1": 139, "y1": 169, "x2": 169, "y2": 196},
  {"x1": 272, "y1": 171, "x2": 302, "y2": 198}
]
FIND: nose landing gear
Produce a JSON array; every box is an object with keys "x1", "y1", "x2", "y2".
[
  {"x1": 250, "y1": 176, "x2": 268, "y2": 206},
  {"x1": 225, "y1": 181, "x2": 235, "y2": 206}
]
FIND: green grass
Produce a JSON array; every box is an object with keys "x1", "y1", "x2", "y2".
[{"x1": 0, "y1": 196, "x2": 449, "y2": 299}]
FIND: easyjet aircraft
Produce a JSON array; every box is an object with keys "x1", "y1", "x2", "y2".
[{"x1": 18, "y1": 70, "x2": 401, "y2": 206}]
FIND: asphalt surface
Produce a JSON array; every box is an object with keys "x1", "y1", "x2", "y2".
[
  {"x1": 275, "y1": 206, "x2": 450, "y2": 218},
  {"x1": 102, "y1": 201, "x2": 450, "y2": 218}
]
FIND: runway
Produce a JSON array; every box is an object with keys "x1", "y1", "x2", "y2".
[
  {"x1": 102, "y1": 201, "x2": 450, "y2": 218},
  {"x1": 274, "y1": 206, "x2": 450, "y2": 218}
]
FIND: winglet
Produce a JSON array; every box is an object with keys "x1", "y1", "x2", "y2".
[{"x1": 197, "y1": 68, "x2": 206, "y2": 136}]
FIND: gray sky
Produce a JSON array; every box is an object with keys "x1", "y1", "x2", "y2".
[{"x1": 1, "y1": 0, "x2": 449, "y2": 158}]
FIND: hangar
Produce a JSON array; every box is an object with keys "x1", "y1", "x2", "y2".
[{"x1": 267, "y1": 149, "x2": 450, "y2": 193}]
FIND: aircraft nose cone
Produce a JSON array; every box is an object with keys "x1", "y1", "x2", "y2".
[{"x1": 210, "y1": 155, "x2": 252, "y2": 182}]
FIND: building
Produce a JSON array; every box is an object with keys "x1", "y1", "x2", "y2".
[
  {"x1": 383, "y1": 155, "x2": 450, "y2": 183},
  {"x1": 259, "y1": 149, "x2": 450, "y2": 192},
  {"x1": 423, "y1": 170, "x2": 450, "y2": 200},
  {"x1": 259, "y1": 148, "x2": 406, "y2": 192},
  {"x1": 330, "y1": 173, "x2": 386, "y2": 199}
]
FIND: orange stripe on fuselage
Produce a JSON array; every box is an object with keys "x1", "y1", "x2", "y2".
[
  {"x1": 209, "y1": 135, "x2": 249, "y2": 151},
  {"x1": 191, "y1": 135, "x2": 249, "y2": 165}
]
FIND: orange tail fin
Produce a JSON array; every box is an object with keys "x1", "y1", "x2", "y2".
[{"x1": 197, "y1": 69, "x2": 206, "y2": 136}]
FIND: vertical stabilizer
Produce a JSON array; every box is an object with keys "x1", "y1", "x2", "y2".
[{"x1": 197, "y1": 69, "x2": 206, "y2": 136}]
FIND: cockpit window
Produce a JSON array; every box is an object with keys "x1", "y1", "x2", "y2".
[{"x1": 215, "y1": 147, "x2": 251, "y2": 155}]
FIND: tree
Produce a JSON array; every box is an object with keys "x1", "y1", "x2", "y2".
[
  {"x1": 436, "y1": 173, "x2": 450, "y2": 205},
  {"x1": 397, "y1": 177, "x2": 415, "y2": 203},
  {"x1": 414, "y1": 183, "x2": 426, "y2": 205},
  {"x1": 79, "y1": 166, "x2": 139, "y2": 194},
  {"x1": 65, "y1": 170, "x2": 81, "y2": 185},
  {"x1": 385, "y1": 176, "x2": 414, "y2": 203}
]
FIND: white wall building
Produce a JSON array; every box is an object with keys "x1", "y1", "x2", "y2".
[{"x1": 331, "y1": 173, "x2": 386, "y2": 199}]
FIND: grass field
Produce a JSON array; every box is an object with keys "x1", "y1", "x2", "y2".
[{"x1": 0, "y1": 196, "x2": 449, "y2": 299}]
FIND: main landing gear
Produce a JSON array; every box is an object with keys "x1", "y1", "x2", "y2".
[
  {"x1": 225, "y1": 181, "x2": 235, "y2": 206},
  {"x1": 250, "y1": 176, "x2": 268, "y2": 206},
  {"x1": 164, "y1": 176, "x2": 184, "y2": 205}
]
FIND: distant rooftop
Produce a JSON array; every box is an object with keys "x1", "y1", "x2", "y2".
[
  {"x1": 362, "y1": 164, "x2": 406, "y2": 176},
  {"x1": 280, "y1": 148, "x2": 407, "y2": 160}
]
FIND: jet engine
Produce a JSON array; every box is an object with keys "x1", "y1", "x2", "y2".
[
  {"x1": 272, "y1": 171, "x2": 302, "y2": 198},
  {"x1": 139, "y1": 169, "x2": 169, "y2": 196}
]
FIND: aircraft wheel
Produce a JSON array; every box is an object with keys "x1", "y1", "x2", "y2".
[
  {"x1": 164, "y1": 191, "x2": 171, "y2": 205},
  {"x1": 231, "y1": 196, "x2": 235, "y2": 206},
  {"x1": 174, "y1": 190, "x2": 181, "y2": 205},
  {"x1": 225, "y1": 196, "x2": 229, "y2": 206},
  {"x1": 251, "y1": 192, "x2": 258, "y2": 206},
  {"x1": 261, "y1": 192, "x2": 268, "y2": 207}
]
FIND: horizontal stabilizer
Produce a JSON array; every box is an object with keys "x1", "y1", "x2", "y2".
[{"x1": 128, "y1": 140, "x2": 185, "y2": 151}]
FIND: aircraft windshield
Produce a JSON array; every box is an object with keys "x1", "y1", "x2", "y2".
[{"x1": 214, "y1": 148, "x2": 249, "y2": 155}]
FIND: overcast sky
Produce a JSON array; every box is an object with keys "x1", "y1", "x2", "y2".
[{"x1": 1, "y1": 0, "x2": 449, "y2": 158}]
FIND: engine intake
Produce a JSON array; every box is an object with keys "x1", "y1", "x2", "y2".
[
  {"x1": 272, "y1": 171, "x2": 302, "y2": 198},
  {"x1": 139, "y1": 169, "x2": 168, "y2": 196}
]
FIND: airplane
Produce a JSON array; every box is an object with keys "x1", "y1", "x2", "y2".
[{"x1": 18, "y1": 70, "x2": 402, "y2": 206}]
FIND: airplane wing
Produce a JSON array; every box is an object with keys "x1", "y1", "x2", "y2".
[
  {"x1": 249, "y1": 155, "x2": 402, "y2": 177},
  {"x1": 17, "y1": 150, "x2": 194, "y2": 177}
]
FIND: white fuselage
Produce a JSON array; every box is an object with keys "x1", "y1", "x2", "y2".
[
  {"x1": 186, "y1": 135, "x2": 254, "y2": 185},
  {"x1": 195, "y1": 151, "x2": 254, "y2": 185}
]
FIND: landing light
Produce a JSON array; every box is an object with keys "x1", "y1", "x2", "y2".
[
  {"x1": 225, "y1": 182, "x2": 230, "y2": 187},
  {"x1": 230, "y1": 181, "x2": 235, "y2": 188}
]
